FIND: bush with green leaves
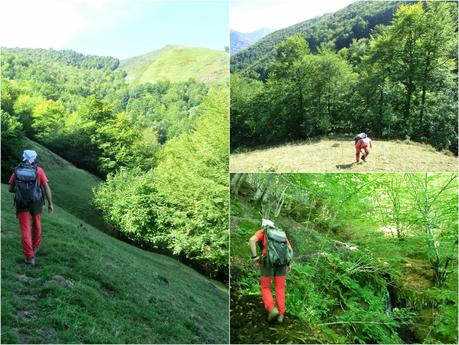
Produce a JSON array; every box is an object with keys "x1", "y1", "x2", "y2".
[
  {"x1": 1, "y1": 109, "x2": 24, "y2": 179},
  {"x1": 94, "y1": 88, "x2": 229, "y2": 275}
]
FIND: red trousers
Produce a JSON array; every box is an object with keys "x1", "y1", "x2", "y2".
[
  {"x1": 260, "y1": 276, "x2": 286, "y2": 315},
  {"x1": 17, "y1": 212, "x2": 42, "y2": 259},
  {"x1": 355, "y1": 142, "x2": 369, "y2": 162}
]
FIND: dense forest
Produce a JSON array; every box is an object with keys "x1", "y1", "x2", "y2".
[
  {"x1": 230, "y1": 173, "x2": 458, "y2": 344},
  {"x1": 230, "y1": 1, "x2": 458, "y2": 154},
  {"x1": 1, "y1": 47, "x2": 228, "y2": 277}
]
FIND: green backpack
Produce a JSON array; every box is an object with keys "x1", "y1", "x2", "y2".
[{"x1": 264, "y1": 225, "x2": 293, "y2": 266}]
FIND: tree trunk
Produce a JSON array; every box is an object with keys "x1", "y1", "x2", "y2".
[
  {"x1": 419, "y1": 55, "x2": 432, "y2": 137},
  {"x1": 297, "y1": 81, "x2": 304, "y2": 138},
  {"x1": 253, "y1": 175, "x2": 274, "y2": 204},
  {"x1": 231, "y1": 173, "x2": 242, "y2": 195},
  {"x1": 378, "y1": 74, "x2": 385, "y2": 137},
  {"x1": 404, "y1": 77, "x2": 414, "y2": 123},
  {"x1": 419, "y1": 86, "x2": 426, "y2": 136}
]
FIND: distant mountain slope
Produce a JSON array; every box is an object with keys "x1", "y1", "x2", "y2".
[
  {"x1": 230, "y1": 28, "x2": 273, "y2": 55},
  {"x1": 120, "y1": 45, "x2": 228, "y2": 85},
  {"x1": 1, "y1": 140, "x2": 229, "y2": 344},
  {"x1": 230, "y1": 1, "x2": 404, "y2": 78}
]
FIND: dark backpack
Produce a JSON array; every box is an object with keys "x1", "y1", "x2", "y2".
[
  {"x1": 264, "y1": 225, "x2": 293, "y2": 266},
  {"x1": 354, "y1": 132, "x2": 367, "y2": 143},
  {"x1": 14, "y1": 163, "x2": 43, "y2": 207}
]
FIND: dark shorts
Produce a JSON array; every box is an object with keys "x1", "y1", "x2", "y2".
[
  {"x1": 16, "y1": 200, "x2": 44, "y2": 216},
  {"x1": 260, "y1": 257, "x2": 287, "y2": 277}
]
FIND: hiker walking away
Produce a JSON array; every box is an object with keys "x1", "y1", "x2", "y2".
[
  {"x1": 249, "y1": 219, "x2": 293, "y2": 323},
  {"x1": 9, "y1": 150, "x2": 54, "y2": 266},
  {"x1": 354, "y1": 132, "x2": 372, "y2": 163}
]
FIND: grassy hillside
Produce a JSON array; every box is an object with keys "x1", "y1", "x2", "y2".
[
  {"x1": 15, "y1": 138, "x2": 106, "y2": 230},
  {"x1": 230, "y1": 139, "x2": 458, "y2": 173},
  {"x1": 1, "y1": 142, "x2": 228, "y2": 344},
  {"x1": 230, "y1": 1, "x2": 402, "y2": 77},
  {"x1": 121, "y1": 45, "x2": 228, "y2": 85}
]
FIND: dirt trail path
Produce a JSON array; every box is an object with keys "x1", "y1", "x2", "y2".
[{"x1": 230, "y1": 290, "x2": 327, "y2": 344}]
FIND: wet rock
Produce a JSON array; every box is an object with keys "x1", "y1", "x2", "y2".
[
  {"x1": 14, "y1": 274, "x2": 32, "y2": 283},
  {"x1": 18, "y1": 310, "x2": 34, "y2": 321},
  {"x1": 157, "y1": 275, "x2": 169, "y2": 286},
  {"x1": 45, "y1": 275, "x2": 74, "y2": 288}
]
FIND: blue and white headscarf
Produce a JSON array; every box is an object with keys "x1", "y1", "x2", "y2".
[
  {"x1": 22, "y1": 150, "x2": 38, "y2": 164},
  {"x1": 262, "y1": 219, "x2": 274, "y2": 228}
]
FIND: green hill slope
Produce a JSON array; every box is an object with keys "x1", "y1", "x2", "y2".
[
  {"x1": 17, "y1": 138, "x2": 106, "y2": 230},
  {"x1": 121, "y1": 45, "x2": 228, "y2": 85},
  {"x1": 1, "y1": 142, "x2": 228, "y2": 344},
  {"x1": 230, "y1": 1, "x2": 403, "y2": 78},
  {"x1": 230, "y1": 138, "x2": 458, "y2": 173}
]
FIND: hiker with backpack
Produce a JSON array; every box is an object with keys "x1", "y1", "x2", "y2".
[
  {"x1": 354, "y1": 132, "x2": 373, "y2": 163},
  {"x1": 8, "y1": 150, "x2": 54, "y2": 266},
  {"x1": 248, "y1": 219, "x2": 293, "y2": 323}
]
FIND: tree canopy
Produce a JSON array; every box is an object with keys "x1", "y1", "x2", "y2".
[{"x1": 231, "y1": 1, "x2": 458, "y2": 154}]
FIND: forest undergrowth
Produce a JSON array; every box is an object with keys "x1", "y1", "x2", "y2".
[{"x1": 230, "y1": 173, "x2": 457, "y2": 344}]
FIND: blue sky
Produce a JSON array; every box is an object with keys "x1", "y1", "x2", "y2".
[
  {"x1": 0, "y1": 0, "x2": 229, "y2": 59},
  {"x1": 230, "y1": 0, "x2": 356, "y2": 33}
]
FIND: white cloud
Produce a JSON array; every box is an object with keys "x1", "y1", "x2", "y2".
[
  {"x1": 230, "y1": 0, "x2": 356, "y2": 33},
  {"x1": 0, "y1": 0, "x2": 117, "y2": 49}
]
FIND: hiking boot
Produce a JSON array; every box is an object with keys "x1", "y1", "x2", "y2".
[
  {"x1": 277, "y1": 314, "x2": 284, "y2": 323},
  {"x1": 25, "y1": 257, "x2": 36, "y2": 266},
  {"x1": 267, "y1": 307, "x2": 279, "y2": 322}
]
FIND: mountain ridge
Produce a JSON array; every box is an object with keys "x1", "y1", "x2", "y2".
[
  {"x1": 230, "y1": 1, "x2": 404, "y2": 78},
  {"x1": 230, "y1": 27, "x2": 274, "y2": 55}
]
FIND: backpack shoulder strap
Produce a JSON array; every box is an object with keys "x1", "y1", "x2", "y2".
[{"x1": 262, "y1": 226, "x2": 269, "y2": 254}]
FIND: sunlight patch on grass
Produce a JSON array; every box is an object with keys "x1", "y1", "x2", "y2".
[{"x1": 230, "y1": 139, "x2": 458, "y2": 173}]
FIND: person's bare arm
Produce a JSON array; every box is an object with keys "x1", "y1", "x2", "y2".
[
  {"x1": 8, "y1": 174, "x2": 15, "y2": 193},
  {"x1": 43, "y1": 183, "x2": 54, "y2": 213},
  {"x1": 248, "y1": 234, "x2": 259, "y2": 258}
]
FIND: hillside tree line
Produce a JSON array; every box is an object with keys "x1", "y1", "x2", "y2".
[
  {"x1": 1, "y1": 48, "x2": 228, "y2": 277},
  {"x1": 231, "y1": 2, "x2": 458, "y2": 154}
]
